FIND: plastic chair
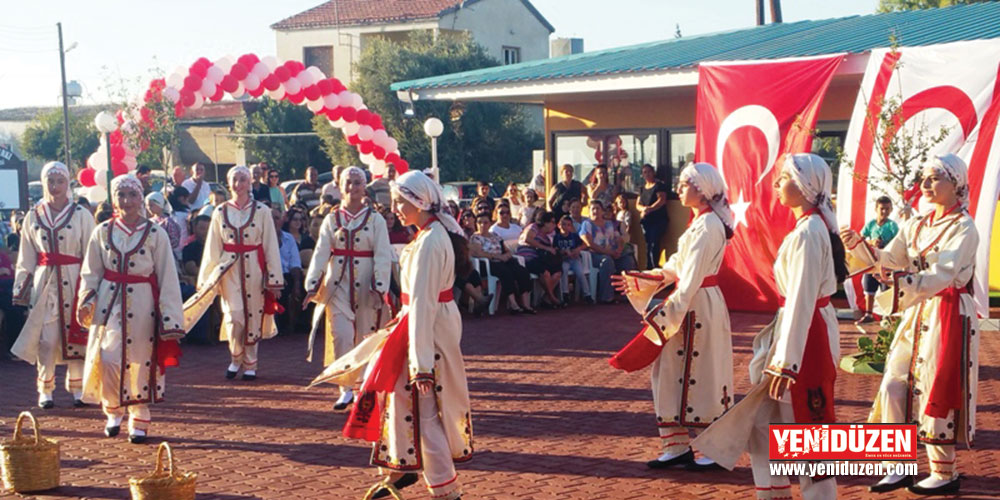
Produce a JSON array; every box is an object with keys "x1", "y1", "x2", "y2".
[{"x1": 471, "y1": 257, "x2": 501, "y2": 315}]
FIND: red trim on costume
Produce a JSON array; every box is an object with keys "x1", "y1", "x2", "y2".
[
  {"x1": 429, "y1": 475, "x2": 459, "y2": 489},
  {"x1": 660, "y1": 432, "x2": 688, "y2": 438},
  {"x1": 925, "y1": 284, "x2": 971, "y2": 418},
  {"x1": 777, "y1": 295, "x2": 836, "y2": 423}
]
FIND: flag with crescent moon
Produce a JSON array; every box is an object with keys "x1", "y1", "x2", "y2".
[
  {"x1": 837, "y1": 39, "x2": 1000, "y2": 317},
  {"x1": 695, "y1": 55, "x2": 844, "y2": 312}
]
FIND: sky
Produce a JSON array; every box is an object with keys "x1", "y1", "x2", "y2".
[{"x1": 0, "y1": 0, "x2": 877, "y2": 111}]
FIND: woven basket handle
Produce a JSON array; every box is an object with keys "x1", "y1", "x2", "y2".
[
  {"x1": 12, "y1": 411, "x2": 41, "y2": 445},
  {"x1": 153, "y1": 442, "x2": 176, "y2": 477}
]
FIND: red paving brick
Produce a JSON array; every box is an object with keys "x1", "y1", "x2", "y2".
[{"x1": 0, "y1": 304, "x2": 997, "y2": 499}]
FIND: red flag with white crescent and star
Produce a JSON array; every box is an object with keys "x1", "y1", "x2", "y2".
[{"x1": 695, "y1": 55, "x2": 844, "y2": 312}]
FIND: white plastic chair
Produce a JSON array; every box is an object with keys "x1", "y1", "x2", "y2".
[{"x1": 472, "y1": 257, "x2": 501, "y2": 315}]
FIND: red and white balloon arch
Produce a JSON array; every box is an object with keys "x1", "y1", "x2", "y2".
[{"x1": 77, "y1": 54, "x2": 408, "y2": 200}]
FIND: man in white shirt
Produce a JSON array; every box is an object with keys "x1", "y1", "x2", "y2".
[
  {"x1": 366, "y1": 164, "x2": 396, "y2": 207},
  {"x1": 320, "y1": 165, "x2": 344, "y2": 205},
  {"x1": 181, "y1": 163, "x2": 212, "y2": 209}
]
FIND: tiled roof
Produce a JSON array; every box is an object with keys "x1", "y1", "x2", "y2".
[
  {"x1": 391, "y1": 2, "x2": 1000, "y2": 91},
  {"x1": 271, "y1": 0, "x2": 553, "y2": 32}
]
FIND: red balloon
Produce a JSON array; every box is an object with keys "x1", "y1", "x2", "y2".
[
  {"x1": 316, "y1": 79, "x2": 333, "y2": 95},
  {"x1": 369, "y1": 115, "x2": 383, "y2": 129},
  {"x1": 384, "y1": 152, "x2": 400, "y2": 164},
  {"x1": 274, "y1": 66, "x2": 290, "y2": 82},
  {"x1": 340, "y1": 107, "x2": 357, "y2": 122},
  {"x1": 262, "y1": 75, "x2": 280, "y2": 91},
  {"x1": 394, "y1": 159, "x2": 409, "y2": 173},
  {"x1": 283, "y1": 60, "x2": 300, "y2": 73},
  {"x1": 219, "y1": 75, "x2": 238, "y2": 93},
  {"x1": 109, "y1": 129, "x2": 123, "y2": 144},
  {"x1": 249, "y1": 85, "x2": 265, "y2": 98},
  {"x1": 180, "y1": 90, "x2": 195, "y2": 107},
  {"x1": 347, "y1": 134, "x2": 361, "y2": 146},
  {"x1": 151, "y1": 78, "x2": 166, "y2": 90},
  {"x1": 111, "y1": 145, "x2": 126, "y2": 161},
  {"x1": 355, "y1": 109, "x2": 371, "y2": 125},
  {"x1": 174, "y1": 102, "x2": 186, "y2": 117},
  {"x1": 359, "y1": 141, "x2": 374, "y2": 155},
  {"x1": 195, "y1": 57, "x2": 211, "y2": 69},
  {"x1": 373, "y1": 146, "x2": 386, "y2": 160},
  {"x1": 238, "y1": 54, "x2": 259, "y2": 68},
  {"x1": 229, "y1": 63, "x2": 249, "y2": 80},
  {"x1": 286, "y1": 92, "x2": 304, "y2": 104},
  {"x1": 210, "y1": 87, "x2": 225, "y2": 102},
  {"x1": 330, "y1": 80, "x2": 346, "y2": 93},
  {"x1": 303, "y1": 85, "x2": 321, "y2": 101},
  {"x1": 111, "y1": 160, "x2": 128, "y2": 176},
  {"x1": 326, "y1": 107, "x2": 343, "y2": 120},
  {"x1": 189, "y1": 63, "x2": 207, "y2": 79},
  {"x1": 78, "y1": 168, "x2": 96, "y2": 187},
  {"x1": 182, "y1": 75, "x2": 201, "y2": 92}
]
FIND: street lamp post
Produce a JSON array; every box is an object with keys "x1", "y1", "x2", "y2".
[
  {"x1": 94, "y1": 111, "x2": 117, "y2": 204},
  {"x1": 423, "y1": 117, "x2": 443, "y2": 183}
]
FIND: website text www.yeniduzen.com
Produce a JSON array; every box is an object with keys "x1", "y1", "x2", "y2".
[{"x1": 769, "y1": 461, "x2": 918, "y2": 477}]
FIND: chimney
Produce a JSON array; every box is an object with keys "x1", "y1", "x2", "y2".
[
  {"x1": 756, "y1": 0, "x2": 765, "y2": 25},
  {"x1": 769, "y1": 0, "x2": 783, "y2": 23}
]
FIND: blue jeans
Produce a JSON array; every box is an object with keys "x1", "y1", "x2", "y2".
[{"x1": 560, "y1": 258, "x2": 589, "y2": 298}]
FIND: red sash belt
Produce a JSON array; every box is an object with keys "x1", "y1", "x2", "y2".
[
  {"x1": 925, "y1": 285, "x2": 971, "y2": 418},
  {"x1": 102, "y1": 270, "x2": 180, "y2": 375},
  {"x1": 333, "y1": 248, "x2": 375, "y2": 258},
  {"x1": 344, "y1": 288, "x2": 454, "y2": 442},
  {"x1": 778, "y1": 295, "x2": 835, "y2": 423},
  {"x1": 608, "y1": 274, "x2": 720, "y2": 373},
  {"x1": 223, "y1": 242, "x2": 282, "y2": 315},
  {"x1": 38, "y1": 252, "x2": 82, "y2": 266}
]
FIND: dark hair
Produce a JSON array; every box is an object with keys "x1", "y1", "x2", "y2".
[
  {"x1": 474, "y1": 211, "x2": 492, "y2": 221},
  {"x1": 536, "y1": 211, "x2": 556, "y2": 225},
  {"x1": 193, "y1": 214, "x2": 211, "y2": 226},
  {"x1": 450, "y1": 232, "x2": 472, "y2": 279},
  {"x1": 283, "y1": 207, "x2": 306, "y2": 232},
  {"x1": 76, "y1": 196, "x2": 90, "y2": 208},
  {"x1": 830, "y1": 231, "x2": 849, "y2": 284},
  {"x1": 559, "y1": 214, "x2": 573, "y2": 224},
  {"x1": 96, "y1": 209, "x2": 114, "y2": 224},
  {"x1": 477, "y1": 181, "x2": 489, "y2": 188},
  {"x1": 875, "y1": 196, "x2": 892, "y2": 206},
  {"x1": 136, "y1": 165, "x2": 151, "y2": 175}
]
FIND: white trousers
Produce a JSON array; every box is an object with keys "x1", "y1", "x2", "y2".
[
  {"x1": 226, "y1": 312, "x2": 258, "y2": 370},
  {"x1": 330, "y1": 311, "x2": 357, "y2": 393},
  {"x1": 879, "y1": 376, "x2": 957, "y2": 480},
  {"x1": 385, "y1": 391, "x2": 461, "y2": 500},
  {"x1": 36, "y1": 319, "x2": 83, "y2": 395},
  {"x1": 98, "y1": 324, "x2": 152, "y2": 434},
  {"x1": 748, "y1": 399, "x2": 837, "y2": 500}
]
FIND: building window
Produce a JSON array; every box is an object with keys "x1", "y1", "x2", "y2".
[
  {"x1": 303, "y1": 46, "x2": 333, "y2": 78},
  {"x1": 502, "y1": 46, "x2": 521, "y2": 65},
  {"x1": 553, "y1": 130, "x2": 661, "y2": 194}
]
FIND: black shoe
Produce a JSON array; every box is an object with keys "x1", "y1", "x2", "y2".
[
  {"x1": 105, "y1": 425, "x2": 120, "y2": 438},
  {"x1": 38, "y1": 400, "x2": 54, "y2": 409},
  {"x1": 333, "y1": 395, "x2": 354, "y2": 412},
  {"x1": 242, "y1": 373, "x2": 256, "y2": 381},
  {"x1": 225, "y1": 369, "x2": 238, "y2": 380},
  {"x1": 646, "y1": 449, "x2": 694, "y2": 469},
  {"x1": 73, "y1": 399, "x2": 86, "y2": 408},
  {"x1": 128, "y1": 433, "x2": 147, "y2": 444},
  {"x1": 372, "y1": 473, "x2": 419, "y2": 499},
  {"x1": 907, "y1": 476, "x2": 960, "y2": 495},
  {"x1": 522, "y1": 308, "x2": 537, "y2": 315},
  {"x1": 869, "y1": 475, "x2": 913, "y2": 493}
]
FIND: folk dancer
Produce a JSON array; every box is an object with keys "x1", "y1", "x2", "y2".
[
  {"x1": 842, "y1": 154, "x2": 979, "y2": 495},
  {"x1": 182, "y1": 166, "x2": 283, "y2": 380},
  {"x1": 610, "y1": 162, "x2": 735, "y2": 470},
  {"x1": 691, "y1": 154, "x2": 847, "y2": 500},
  {"x1": 12, "y1": 161, "x2": 95, "y2": 408},
  {"x1": 303, "y1": 166, "x2": 392, "y2": 411},
  {"x1": 77, "y1": 174, "x2": 185, "y2": 443}
]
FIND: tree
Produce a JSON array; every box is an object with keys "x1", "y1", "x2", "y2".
[
  {"x1": 877, "y1": 0, "x2": 989, "y2": 12},
  {"x1": 237, "y1": 99, "x2": 330, "y2": 179},
  {"x1": 20, "y1": 109, "x2": 100, "y2": 169},
  {"x1": 314, "y1": 30, "x2": 542, "y2": 184},
  {"x1": 102, "y1": 64, "x2": 182, "y2": 170}
]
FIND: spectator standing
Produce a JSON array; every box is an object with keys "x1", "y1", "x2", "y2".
[
  {"x1": 266, "y1": 168, "x2": 288, "y2": 212},
  {"x1": 273, "y1": 208, "x2": 303, "y2": 332},
  {"x1": 366, "y1": 165, "x2": 396, "y2": 207},
  {"x1": 291, "y1": 166, "x2": 322, "y2": 210},
  {"x1": 181, "y1": 163, "x2": 212, "y2": 209},
  {"x1": 167, "y1": 186, "x2": 191, "y2": 250},
  {"x1": 321, "y1": 165, "x2": 344, "y2": 205},
  {"x1": 503, "y1": 182, "x2": 525, "y2": 221},
  {"x1": 530, "y1": 172, "x2": 546, "y2": 201},
  {"x1": 169, "y1": 166, "x2": 186, "y2": 190},
  {"x1": 135, "y1": 165, "x2": 153, "y2": 195},
  {"x1": 581, "y1": 200, "x2": 637, "y2": 303},
  {"x1": 382, "y1": 206, "x2": 414, "y2": 244},
  {"x1": 470, "y1": 212, "x2": 533, "y2": 314},
  {"x1": 636, "y1": 164, "x2": 670, "y2": 269},
  {"x1": 471, "y1": 181, "x2": 496, "y2": 215},
  {"x1": 489, "y1": 205, "x2": 522, "y2": 243},
  {"x1": 588, "y1": 164, "x2": 618, "y2": 210},
  {"x1": 548, "y1": 164, "x2": 585, "y2": 219},
  {"x1": 251, "y1": 164, "x2": 270, "y2": 202},
  {"x1": 517, "y1": 211, "x2": 564, "y2": 307},
  {"x1": 857, "y1": 196, "x2": 899, "y2": 324},
  {"x1": 613, "y1": 192, "x2": 633, "y2": 241},
  {"x1": 554, "y1": 215, "x2": 591, "y2": 303},
  {"x1": 521, "y1": 189, "x2": 540, "y2": 227},
  {"x1": 145, "y1": 192, "x2": 182, "y2": 259}
]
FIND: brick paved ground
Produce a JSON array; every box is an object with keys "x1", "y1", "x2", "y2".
[{"x1": 1, "y1": 304, "x2": 997, "y2": 499}]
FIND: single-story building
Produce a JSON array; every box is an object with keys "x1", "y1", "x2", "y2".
[{"x1": 390, "y1": 2, "x2": 1000, "y2": 282}]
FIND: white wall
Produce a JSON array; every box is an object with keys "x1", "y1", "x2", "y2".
[{"x1": 440, "y1": 0, "x2": 550, "y2": 64}]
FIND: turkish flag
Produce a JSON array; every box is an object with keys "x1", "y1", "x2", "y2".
[
  {"x1": 837, "y1": 40, "x2": 1000, "y2": 316},
  {"x1": 696, "y1": 55, "x2": 844, "y2": 312}
]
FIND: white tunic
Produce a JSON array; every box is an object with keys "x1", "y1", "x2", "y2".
[
  {"x1": 852, "y1": 209, "x2": 979, "y2": 446},
  {"x1": 643, "y1": 211, "x2": 733, "y2": 428}
]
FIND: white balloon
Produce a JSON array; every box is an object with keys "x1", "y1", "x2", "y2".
[
  {"x1": 231, "y1": 81, "x2": 246, "y2": 98},
  {"x1": 166, "y1": 72, "x2": 184, "y2": 88},
  {"x1": 282, "y1": 78, "x2": 301, "y2": 95},
  {"x1": 306, "y1": 99, "x2": 324, "y2": 112},
  {"x1": 337, "y1": 90, "x2": 354, "y2": 108},
  {"x1": 306, "y1": 66, "x2": 324, "y2": 81},
  {"x1": 88, "y1": 184, "x2": 108, "y2": 202},
  {"x1": 371, "y1": 159, "x2": 388, "y2": 176},
  {"x1": 199, "y1": 79, "x2": 216, "y2": 98},
  {"x1": 261, "y1": 56, "x2": 279, "y2": 71},
  {"x1": 357, "y1": 125, "x2": 374, "y2": 142},
  {"x1": 172, "y1": 65, "x2": 187, "y2": 80},
  {"x1": 372, "y1": 129, "x2": 389, "y2": 146},
  {"x1": 123, "y1": 156, "x2": 137, "y2": 169},
  {"x1": 95, "y1": 166, "x2": 108, "y2": 187},
  {"x1": 162, "y1": 87, "x2": 181, "y2": 103},
  {"x1": 267, "y1": 87, "x2": 286, "y2": 100},
  {"x1": 358, "y1": 103, "x2": 368, "y2": 111},
  {"x1": 343, "y1": 121, "x2": 360, "y2": 136},
  {"x1": 206, "y1": 65, "x2": 225, "y2": 84},
  {"x1": 359, "y1": 153, "x2": 375, "y2": 165},
  {"x1": 329, "y1": 118, "x2": 346, "y2": 129},
  {"x1": 243, "y1": 74, "x2": 260, "y2": 91},
  {"x1": 322, "y1": 93, "x2": 340, "y2": 110},
  {"x1": 252, "y1": 62, "x2": 270, "y2": 80},
  {"x1": 296, "y1": 71, "x2": 314, "y2": 87},
  {"x1": 87, "y1": 152, "x2": 101, "y2": 171},
  {"x1": 190, "y1": 91, "x2": 204, "y2": 110},
  {"x1": 384, "y1": 138, "x2": 398, "y2": 153},
  {"x1": 215, "y1": 56, "x2": 234, "y2": 73}
]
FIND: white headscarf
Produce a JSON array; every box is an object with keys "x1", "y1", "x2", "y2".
[
  {"x1": 679, "y1": 162, "x2": 734, "y2": 239},
  {"x1": 783, "y1": 153, "x2": 837, "y2": 233},
  {"x1": 110, "y1": 174, "x2": 144, "y2": 207},
  {"x1": 145, "y1": 190, "x2": 166, "y2": 210},
  {"x1": 40, "y1": 161, "x2": 70, "y2": 201},
  {"x1": 930, "y1": 153, "x2": 970, "y2": 208},
  {"x1": 339, "y1": 166, "x2": 366, "y2": 194},
  {"x1": 391, "y1": 170, "x2": 464, "y2": 237},
  {"x1": 227, "y1": 165, "x2": 251, "y2": 187}
]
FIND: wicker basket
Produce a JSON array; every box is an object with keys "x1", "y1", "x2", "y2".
[
  {"x1": 0, "y1": 411, "x2": 60, "y2": 493},
  {"x1": 129, "y1": 442, "x2": 196, "y2": 500}
]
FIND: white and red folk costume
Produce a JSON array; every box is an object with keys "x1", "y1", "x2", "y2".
[
  {"x1": 692, "y1": 154, "x2": 840, "y2": 500},
  {"x1": 183, "y1": 166, "x2": 283, "y2": 378},
  {"x1": 12, "y1": 162, "x2": 95, "y2": 407},
  {"x1": 610, "y1": 163, "x2": 734, "y2": 466},
  {"x1": 851, "y1": 154, "x2": 979, "y2": 491},
  {"x1": 310, "y1": 171, "x2": 472, "y2": 500},
  {"x1": 78, "y1": 175, "x2": 185, "y2": 439},
  {"x1": 305, "y1": 167, "x2": 392, "y2": 405}
]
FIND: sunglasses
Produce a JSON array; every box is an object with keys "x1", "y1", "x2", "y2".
[{"x1": 498, "y1": 211, "x2": 510, "y2": 215}]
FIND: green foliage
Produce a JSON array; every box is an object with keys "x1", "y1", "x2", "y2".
[
  {"x1": 237, "y1": 100, "x2": 330, "y2": 179},
  {"x1": 102, "y1": 63, "x2": 181, "y2": 170},
  {"x1": 20, "y1": 109, "x2": 100, "y2": 169},
  {"x1": 315, "y1": 30, "x2": 542, "y2": 184},
  {"x1": 877, "y1": 0, "x2": 988, "y2": 12},
  {"x1": 856, "y1": 316, "x2": 900, "y2": 364}
]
